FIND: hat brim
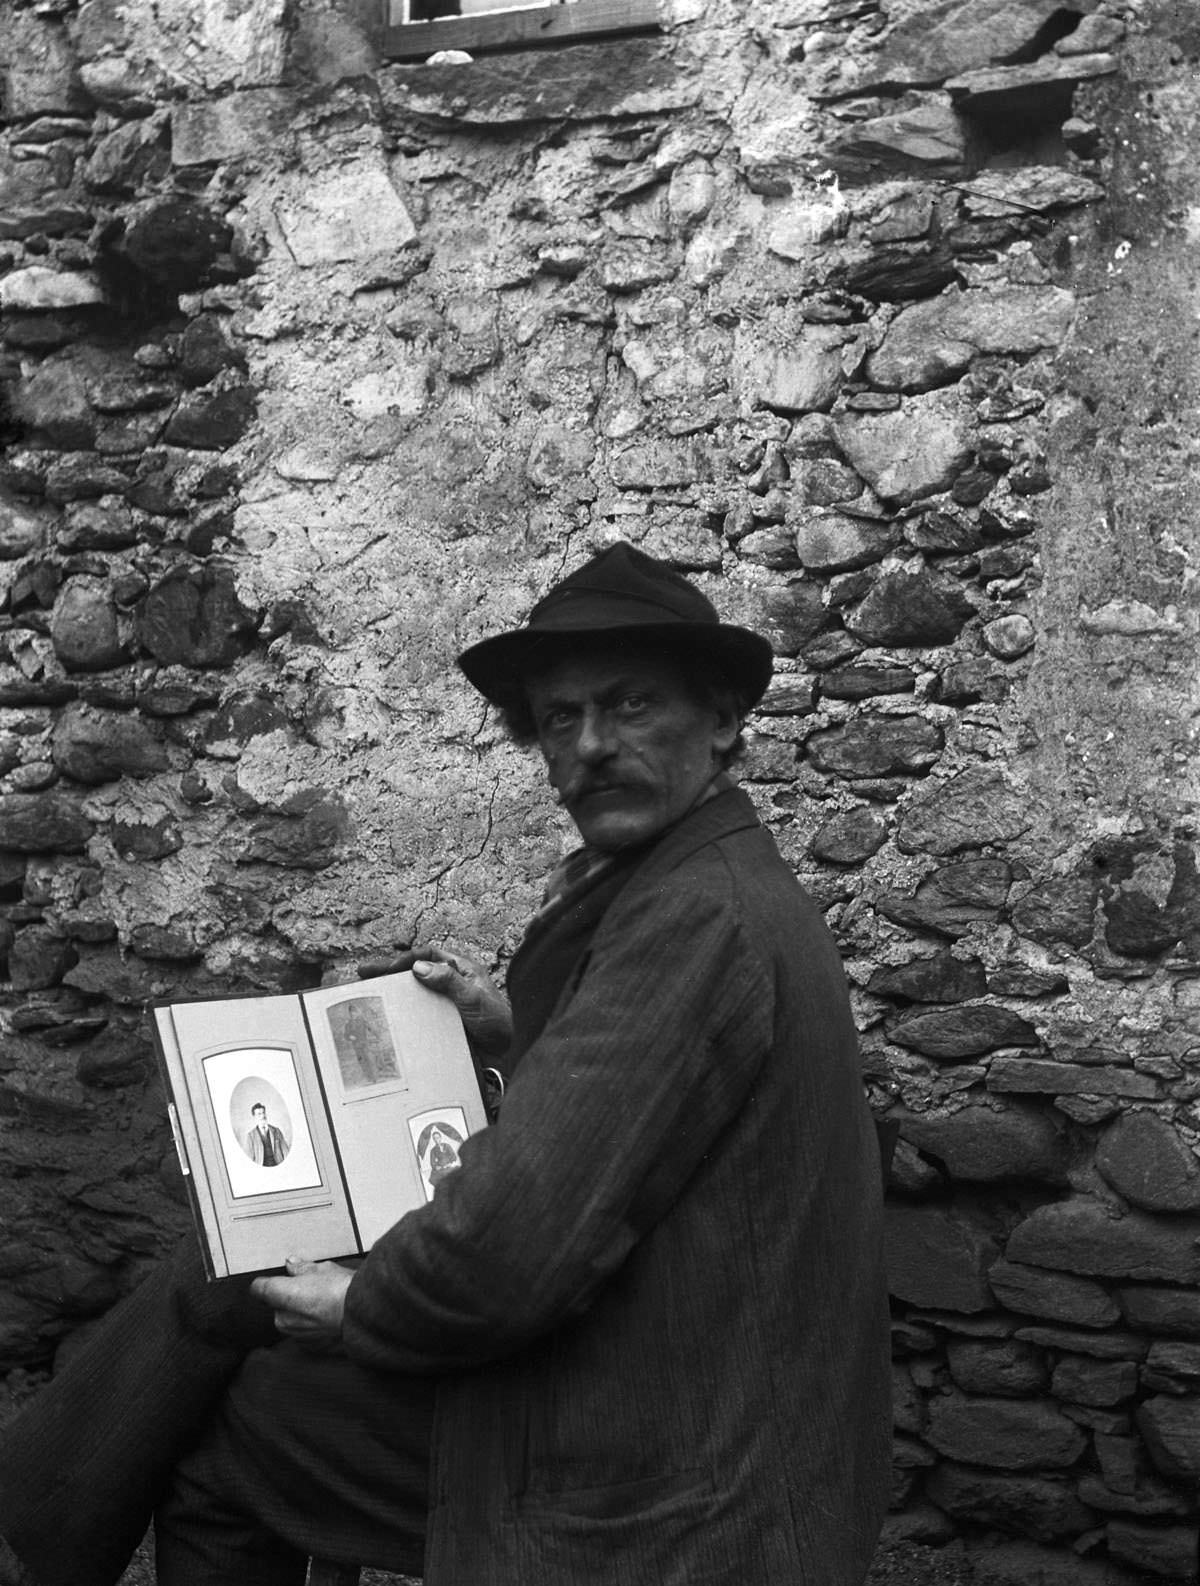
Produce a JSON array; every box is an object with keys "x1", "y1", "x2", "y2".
[{"x1": 458, "y1": 621, "x2": 775, "y2": 715}]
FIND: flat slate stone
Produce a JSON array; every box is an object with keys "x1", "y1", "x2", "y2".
[
  {"x1": 806, "y1": 715, "x2": 944, "y2": 779},
  {"x1": 839, "y1": 0, "x2": 1073, "y2": 91},
  {"x1": 846, "y1": 569, "x2": 976, "y2": 646},
  {"x1": 0, "y1": 793, "x2": 92, "y2": 852},
  {"x1": 1006, "y1": 1199, "x2": 1200, "y2": 1284},
  {"x1": 988, "y1": 1260, "x2": 1120, "y2": 1328},
  {"x1": 868, "y1": 286, "x2": 1075, "y2": 392},
  {"x1": 1117, "y1": 1285, "x2": 1200, "y2": 1341},
  {"x1": 824, "y1": 98, "x2": 970, "y2": 183},
  {"x1": 925, "y1": 1392, "x2": 1087, "y2": 1471},
  {"x1": 987, "y1": 1058, "x2": 1159, "y2": 1100},
  {"x1": 878, "y1": 858, "x2": 1012, "y2": 937},
  {"x1": 884, "y1": 1202, "x2": 999, "y2": 1311},
  {"x1": 926, "y1": 1462, "x2": 1093, "y2": 1543},
  {"x1": 809, "y1": 806, "x2": 888, "y2": 864},
  {"x1": 897, "y1": 1101, "x2": 1067, "y2": 1183},
  {"x1": 888, "y1": 1002, "x2": 1039, "y2": 1060},
  {"x1": 1136, "y1": 1396, "x2": 1200, "y2": 1481}
]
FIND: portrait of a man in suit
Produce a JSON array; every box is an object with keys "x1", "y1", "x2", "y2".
[{"x1": 242, "y1": 1102, "x2": 289, "y2": 1168}]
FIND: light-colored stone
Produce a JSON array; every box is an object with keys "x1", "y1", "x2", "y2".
[
  {"x1": 834, "y1": 389, "x2": 973, "y2": 502},
  {"x1": 0, "y1": 267, "x2": 106, "y2": 311},
  {"x1": 274, "y1": 166, "x2": 417, "y2": 266}
]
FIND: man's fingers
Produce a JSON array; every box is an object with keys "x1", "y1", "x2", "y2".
[
  {"x1": 356, "y1": 948, "x2": 417, "y2": 980},
  {"x1": 412, "y1": 959, "x2": 462, "y2": 993}
]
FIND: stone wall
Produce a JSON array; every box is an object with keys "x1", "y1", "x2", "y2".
[{"x1": 1, "y1": 0, "x2": 1198, "y2": 1578}]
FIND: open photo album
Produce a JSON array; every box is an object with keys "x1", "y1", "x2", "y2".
[{"x1": 151, "y1": 972, "x2": 488, "y2": 1278}]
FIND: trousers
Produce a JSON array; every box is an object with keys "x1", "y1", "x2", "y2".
[{"x1": 0, "y1": 1238, "x2": 433, "y2": 1586}]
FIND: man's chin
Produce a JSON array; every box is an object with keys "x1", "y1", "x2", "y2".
[{"x1": 568, "y1": 798, "x2": 665, "y2": 852}]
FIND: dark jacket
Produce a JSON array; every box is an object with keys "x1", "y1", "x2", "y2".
[{"x1": 342, "y1": 786, "x2": 891, "y2": 1586}]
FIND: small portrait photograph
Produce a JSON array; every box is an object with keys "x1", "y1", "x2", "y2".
[
  {"x1": 409, "y1": 1107, "x2": 469, "y2": 1202},
  {"x1": 326, "y1": 995, "x2": 401, "y2": 1092},
  {"x1": 202, "y1": 1047, "x2": 323, "y2": 1200}
]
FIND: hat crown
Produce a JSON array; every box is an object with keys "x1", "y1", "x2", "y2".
[{"x1": 528, "y1": 543, "x2": 719, "y2": 631}]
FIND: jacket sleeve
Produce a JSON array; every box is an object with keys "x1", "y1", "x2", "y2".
[{"x1": 341, "y1": 854, "x2": 774, "y2": 1375}]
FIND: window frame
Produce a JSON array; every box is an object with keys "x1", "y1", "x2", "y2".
[{"x1": 381, "y1": 0, "x2": 664, "y2": 61}]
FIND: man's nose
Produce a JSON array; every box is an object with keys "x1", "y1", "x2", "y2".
[{"x1": 576, "y1": 707, "x2": 617, "y2": 762}]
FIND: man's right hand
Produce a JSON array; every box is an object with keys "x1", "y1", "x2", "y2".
[{"x1": 359, "y1": 945, "x2": 513, "y2": 1057}]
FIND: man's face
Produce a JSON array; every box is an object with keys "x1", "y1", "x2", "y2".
[
  {"x1": 526, "y1": 647, "x2": 737, "y2": 852},
  {"x1": 253, "y1": 1107, "x2": 266, "y2": 1127}
]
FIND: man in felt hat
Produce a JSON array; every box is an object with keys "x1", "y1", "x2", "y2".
[{"x1": 0, "y1": 544, "x2": 890, "y2": 1586}]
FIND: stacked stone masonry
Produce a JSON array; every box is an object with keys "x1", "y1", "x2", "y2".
[{"x1": 0, "y1": 0, "x2": 1198, "y2": 1579}]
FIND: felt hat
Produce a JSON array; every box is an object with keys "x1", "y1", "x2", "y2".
[{"x1": 457, "y1": 541, "x2": 774, "y2": 712}]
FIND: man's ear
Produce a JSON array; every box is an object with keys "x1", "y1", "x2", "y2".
[{"x1": 712, "y1": 701, "x2": 739, "y2": 758}]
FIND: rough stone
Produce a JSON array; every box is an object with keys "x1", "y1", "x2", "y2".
[
  {"x1": 1052, "y1": 1355, "x2": 1139, "y2": 1408},
  {"x1": 170, "y1": 89, "x2": 295, "y2": 167},
  {"x1": 1006, "y1": 1200, "x2": 1200, "y2": 1285},
  {"x1": 0, "y1": 793, "x2": 92, "y2": 853},
  {"x1": 1105, "y1": 1518, "x2": 1200, "y2": 1579},
  {"x1": 955, "y1": 167, "x2": 1105, "y2": 221},
  {"x1": 825, "y1": 99, "x2": 970, "y2": 183},
  {"x1": 818, "y1": 665, "x2": 916, "y2": 702},
  {"x1": 1011, "y1": 877, "x2": 1100, "y2": 951},
  {"x1": 753, "y1": 327, "x2": 853, "y2": 414},
  {"x1": 1136, "y1": 1397, "x2": 1200, "y2": 1483},
  {"x1": 756, "y1": 582, "x2": 827, "y2": 655},
  {"x1": 805, "y1": 716, "x2": 944, "y2": 779},
  {"x1": 987, "y1": 1060, "x2": 1159, "y2": 1101},
  {"x1": 793, "y1": 511, "x2": 898, "y2": 573},
  {"x1": 984, "y1": 614, "x2": 1037, "y2": 661},
  {"x1": 810, "y1": 806, "x2": 888, "y2": 865},
  {"x1": 835, "y1": 389, "x2": 973, "y2": 503},
  {"x1": 109, "y1": 196, "x2": 235, "y2": 291},
  {"x1": 845, "y1": 571, "x2": 976, "y2": 646},
  {"x1": 273, "y1": 161, "x2": 418, "y2": 268},
  {"x1": 878, "y1": 859, "x2": 1012, "y2": 938},
  {"x1": 0, "y1": 493, "x2": 47, "y2": 561},
  {"x1": 238, "y1": 797, "x2": 351, "y2": 871},
  {"x1": 83, "y1": 114, "x2": 171, "y2": 195},
  {"x1": 1117, "y1": 1286, "x2": 1200, "y2": 1341},
  {"x1": 51, "y1": 706, "x2": 170, "y2": 785},
  {"x1": 897, "y1": 1102, "x2": 1067, "y2": 1183},
  {"x1": 884, "y1": 1202, "x2": 999, "y2": 1312},
  {"x1": 947, "y1": 58, "x2": 1118, "y2": 121},
  {"x1": 888, "y1": 1003, "x2": 1040, "y2": 1060},
  {"x1": 56, "y1": 500, "x2": 138, "y2": 553},
  {"x1": 8, "y1": 925, "x2": 77, "y2": 992},
  {"x1": 843, "y1": 0, "x2": 1076, "y2": 91},
  {"x1": 1141, "y1": 1341, "x2": 1200, "y2": 1394},
  {"x1": 868, "y1": 288, "x2": 1076, "y2": 393},
  {"x1": 136, "y1": 565, "x2": 258, "y2": 668},
  {"x1": 609, "y1": 440, "x2": 701, "y2": 490},
  {"x1": 0, "y1": 268, "x2": 106, "y2": 312},
  {"x1": 870, "y1": 952, "x2": 986, "y2": 1003},
  {"x1": 946, "y1": 1338, "x2": 1049, "y2": 1397},
  {"x1": 164, "y1": 377, "x2": 257, "y2": 451},
  {"x1": 925, "y1": 1394, "x2": 1086, "y2": 1471},
  {"x1": 897, "y1": 768, "x2": 1033, "y2": 856},
  {"x1": 49, "y1": 579, "x2": 126, "y2": 672},
  {"x1": 988, "y1": 1262, "x2": 1121, "y2": 1329},
  {"x1": 1096, "y1": 1113, "x2": 1200, "y2": 1214}
]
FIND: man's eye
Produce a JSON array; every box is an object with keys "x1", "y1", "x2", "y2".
[
  {"x1": 617, "y1": 693, "x2": 649, "y2": 714},
  {"x1": 540, "y1": 710, "x2": 575, "y2": 734}
]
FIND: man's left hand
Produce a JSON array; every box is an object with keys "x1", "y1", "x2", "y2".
[{"x1": 251, "y1": 1257, "x2": 354, "y2": 1348}]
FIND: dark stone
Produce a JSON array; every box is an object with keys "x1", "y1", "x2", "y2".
[
  {"x1": 110, "y1": 814, "x2": 183, "y2": 861},
  {"x1": 925, "y1": 1463, "x2": 1094, "y2": 1543},
  {"x1": 164, "y1": 376, "x2": 257, "y2": 451},
  {"x1": 844, "y1": 0, "x2": 1075, "y2": 92},
  {"x1": 950, "y1": 466, "x2": 996, "y2": 506},
  {"x1": 44, "y1": 454, "x2": 132, "y2": 504},
  {"x1": 238, "y1": 797, "x2": 351, "y2": 871},
  {"x1": 1096, "y1": 1113, "x2": 1200, "y2": 1214},
  {"x1": 137, "y1": 565, "x2": 258, "y2": 667},
  {"x1": 757, "y1": 677, "x2": 815, "y2": 716},
  {"x1": 870, "y1": 952, "x2": 986, "y2": 1003},
  {"x1": 1137, "y1": 1397, "x2": 1200, "y2": 1482},
  {"x1": 1051, "y1": 1355, "x2": 1139, "y2": 1408},
  {"x1": 905, "y1": 509, "x2": 985, "y2": 555},
  {"x1": 838, "y1": 248, "x2": 960, "y2": 304},
  {"x1": 934, "y1": 658, "x2": 1010, "y2": 705},
  {"x1": 888, "y1": 1002, "x2": 1039, "y2": 1060},
  {"x1": 800, "y1": 631, "x2": 862, "y2": 670},
  {"x1": 824, "y1": 100, "x2": 970, "y2": 184},
  {"x1": 56, "y1": 499, "x2": 138, "y2": 552},
  {"x1": 987, "y1": 1261, "x2": 1121, "y2": 1329},
  {"x1": 846, "y1": 571, "x2": 975, "y2": 646},
  {"x1": 48, "y1": 577, "x2": 127, "y2": 671},
  {"x1": 897, "y1": 767, "x2": 1033, "y2": 856},
  {"x1": 1011, "y1": 876, "x2": 1099, "y2": 951},
  {"x1": 946, "y1": 1339, "x2": 1048, "y2": 1397},
  {"x1": 8, "y1": 924, "x2": 77, "y2": 991},
  {"x1": 818, "y1": 665, "x2": 916, "y2": 701},
  {"x1": 51, "y1": 705, "x2": 170, "y2": 784},
  {"x1": 104, "y1": 196, "x2": 234, "y2": 292},
  {"x1": 75, "y1": 1028, "x2": 152, "y2": 1088},
  {"x1": 1117, "y1": 1286, "x2": 1200, "y2": 1341},
  {"x1": 136, "y1": 670, "x2": 223, "y2": 716},
  {"x1": 1141, "y1": 1341, "x2": 1200, "y2": 1395},
  {"x1": 987, "y1": 1059, "x2": 1158, "y2": 1101},
  {"x1": 810, "y1": 806, "x2": 888, "y2": 865},
  {"x1": 755, "y1": 583, "x2": 832, "y2": 656},
  {"x1": 806, "y1": 716, "x2": 944, "y2": 779},
  {"x1": 1105, "y1": 1518, "x2": 1200, "y2": 1579},
  {"x1": 1078, "y1": 1474, "x2": 1190, "y2": 1519},
  {"x1": 987, "y1": 963, "x2": 1068, "y2": 998},
  {"x1": 896, "y1": 1101, "x2": 1067, "y2": 1183},
  {"x1": 204, "y1": 692, "x2": 289, "y2": 758},
  {"x1": 87, "y1": 373, "x2": 177, "y2": 414},
  {"x1": 82, "y1": 115, "x2": 171, "y2": 195},
  {"x1": 0, "y1": 793, "x2": 92, "y2": 852},
  {"x1": 1103, "y1": 888, "x2": 1181, "y2": 959},
  {"x1": 1006, "y1": 1200, "x2": 1200, "y2": 1285},
  {"x1": 127, "y1": 924, "x2": 202, "y2": 961},
  {"x1": 179, "y1": 315, "x2": 248, "y2": 386},
  {"x1": 878, "y1": 858, "x2": 1011, "y2": 938},
  {"x1": 925, "y1": 1392, "x2": 1086, "y2": 1471},
  {"x1": 884, "y1": 1202, "x2": 999, "y2": 1312},
  {"x1": 794, "y1": 511, "x2": 899, "y2": 573}
]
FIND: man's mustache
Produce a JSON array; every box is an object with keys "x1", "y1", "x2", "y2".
[{"x1": 559, "y1": 774, "x2": 648, "y2": 805}]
